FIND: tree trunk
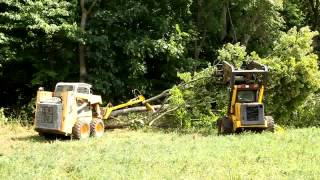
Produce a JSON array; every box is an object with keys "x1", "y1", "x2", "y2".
[
  {"x1": 242, "y1": 34, "x2": 251, "y2": 46},
  {"x1": 220, "y1": 0, "x2": 228, "y2": 41},
  {"x1": 194, "y1": 0, "x2": 202, "y2": 59},
  {"x1": 109, "y1": 104, "x2": 169, "y2": 117},
  {"x1": 79, "y1": 11, "x2": 87, "y2": 82},
  {"x1": 78, "y1": 0, "x2": 97, "y2": 82},
  {"x1": 314, "y1": 0, "x2": 319, "y2": 29},
  {"x1": 308, "y1": 0, "x2": 320, "y2": 30}
]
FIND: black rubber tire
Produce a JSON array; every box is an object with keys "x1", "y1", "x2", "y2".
[
  {"x1": 217, "y1": 117, "x2": 234, "y2": 135},
  {"x1": 90, "y1": 118, "x2": 105, "y2": 137},
  {"x1": 265, "y1": 116, "x2": 275, "y2": 132},
  {"x1": 72, "y1": 120, "x2": 90, "y2": 140},
  {"x1": 216, "y1": 118, "x2": 222, "y2": 135},
  {"x1": 38, "y1": 132, "x2": 55, "y2": 139}
]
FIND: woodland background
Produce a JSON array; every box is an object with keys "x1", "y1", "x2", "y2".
[{"x1": 1, "y1": 0, "x2": 320, "y2": 127}]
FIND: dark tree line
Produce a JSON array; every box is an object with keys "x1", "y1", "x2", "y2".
[{"x1": 0, "y1": 0, "x2": 319, "y2": 111}]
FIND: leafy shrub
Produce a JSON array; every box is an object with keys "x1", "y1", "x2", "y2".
[
  {"x1": 166, "y1": 26, "x2": 320, "y2": 128},
  {"x1": 288, "y1": 94, "x2": 320, "y2": 127},
  {"x1": 218, "y1": 42, "x2": 247, "y2": 68},
  {"x1": 262, "y1": 26, "x2": 320, "y2": 124},
  {"x1": 167, "y1": 65, "x2": 228, "y2": 128}
]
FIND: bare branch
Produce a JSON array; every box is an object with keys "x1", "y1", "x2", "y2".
[
  {"x1": 87, "y1": 0, "x2": 98, "y2": 16},
  {"x1": 80, "y1": 0, "x2": 86, "y2": 12},
  {"x1": 109, "y1": 104, "x2": 169, "y2": 117},
  {"x1": 142, "y1": 89, "x2": 170, "y2": 104},
  {"x1": 178, "y1": 76, "x2": 211, "y2": 88},
  {"x1": 227, "y1": 3, "x2": 237, "y2": 43},
  {"x1": 148, "y1": 106, "x2": 179, "y2": 126}
]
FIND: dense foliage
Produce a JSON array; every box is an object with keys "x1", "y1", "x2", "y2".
[
  {"x1": 263, "y1": 27, "x2": 320, "y2": 125},
  {"x1": 166, "y1": 26, "x2": 320, "y2": 128},
  {"x1": 0, "y1": 0, "x2": 320, "y2": 127}
]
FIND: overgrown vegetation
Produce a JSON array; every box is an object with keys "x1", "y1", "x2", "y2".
[
  {"x1": 263, "y1": 27, "x2": 320, "y2": 125},
  {"x1": 163, "y1": 26, "x2": 320, "y2": 128}
]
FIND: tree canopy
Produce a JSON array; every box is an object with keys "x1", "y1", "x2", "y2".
[{"x1": 0, "y1": 0, "x2": 319, "y2": 127}]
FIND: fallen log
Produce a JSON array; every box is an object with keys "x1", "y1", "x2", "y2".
[
  {"x1": 109, "y1": 104, "x2": 169, "y2": 117},
  {"x1": 142, "y1": 89, "x2": 170, "y2": 104}
]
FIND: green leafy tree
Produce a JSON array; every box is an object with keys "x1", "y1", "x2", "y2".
[
  {"x1": 217, "y1": 42, "x2": 247, "y2": 68},
  {"x1": 79, "y1": 0, "x2": 98, "y2": 82},
  {"x1": 0, "y1": 0, "x2": 78, "y2": 106},
  {"x1": 85, "y1": 0, "x2": 194, "y2": 101},
  {"x1": 167, "y1": 65, "x2": 228, "y2": 128},
  {"x1": 262, "y1": 27, "x2": 320, "y2": 123},
  {"x1": 191, "y1": 0, "x2": 285, "y2": 60}
]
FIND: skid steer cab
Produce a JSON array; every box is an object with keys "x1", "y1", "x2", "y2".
[
  {"x1": 216, "y1": 61, "x2": 274, "y2": 135},
  {"x1": 34, "y1": 82, "x2": 104, "y2": 139}
]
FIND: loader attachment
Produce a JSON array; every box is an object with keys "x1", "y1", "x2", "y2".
[
  {"x1": 216, "y1": 60, "x2": 274, "y2": 134},
  {"x1": 221, "y1": 61, "x2": 269, "y2": 87},
  {"x1": 103, "y1": 94, "x2": 155, "y2": 120}
]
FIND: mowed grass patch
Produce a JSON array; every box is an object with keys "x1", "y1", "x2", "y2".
[{"x1": 0, "y1": 125, "x2": 320, "y2": 179}]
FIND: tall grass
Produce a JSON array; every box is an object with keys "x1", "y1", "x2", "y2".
[{"x1": 0, "y1": 124, "x2": 320, "y2": 179}]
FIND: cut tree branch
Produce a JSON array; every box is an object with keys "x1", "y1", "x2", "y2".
[
  {"x1": 87, "y1": 0, "x2": 98, "y2": 15},
  {"x1": 142, "y1": 89, "x2": 170, "y2": 104},
  {"x1": 148, "y1": 106, "x2": 179, "y2": 126},
  {"x1": 179, "y1": 76, "x2": 211, "y2": 87},
  {"x1": 109, "y1": 104, "x2": 169, "y2": 117}
]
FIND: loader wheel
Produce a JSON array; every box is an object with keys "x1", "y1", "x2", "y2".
[
  {"x1": 38, "y1": 132, "x2": 55, "y2": 139},
  {"x1": 265, "y1": 116, "x2": 275, "y2": 132},
  {"x1": 90, "y1": 119, "x2": 105, "y2": 137},
  {"x1": 217, "y1": 117, "x2": 233, "y2": 135},
  {"x1": 72, "y1": 120, "x2": 90, "y2": 140}
]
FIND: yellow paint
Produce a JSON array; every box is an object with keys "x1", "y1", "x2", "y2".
[
  {"x1": 145, "y1": 102, "x2": 155, "y2": 112},
  {"x1": 230, "y1": 85, "x2": 237, "y2": 114},
  {"x1": 103, "y1": 95, "x2": 154, "y2": 119},
  {"x1": 61, "y1": 91, "x2": 79, "y2": 134},
  {"x1": 258, "y1": 85, "x2": 264, "y2": 103},
  {"x1": 75, "y1": 93, "x2": 102, "y2": 104},
  {"x1": 233, "y1": 103, "x2": 242, "y2": 130},
  {"x1": 35, "y1": 83, "x2": 156, "y2": 136},
  {"x1": 36, "y1": 91, "x2": 52, "y2": 104},
  {"x1": 228, "y1": 86, "x2": 268, "y2": 131}
]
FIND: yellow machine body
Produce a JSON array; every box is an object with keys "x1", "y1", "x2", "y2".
[
  {"x1": 34, "y1": 82, "x2": 154, "y2": 138},
  {"x1": 35, "y1": 89, "x2": 100, "y2": 135},
  {"x1": 216, "y1": 60, "x2": 274, "y2": 134},
  {"x1": 229, "y1": 85, "x2": 268, "y2": 132}
]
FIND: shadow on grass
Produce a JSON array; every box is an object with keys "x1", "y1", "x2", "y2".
[
  {"x1": 10, "y1": 128, "x2": 121, "y2": 143},
  {"x1": 140, "y1": 126, "x2": 218, "y2": 137},
  {"x1": 11, "y1": 134, "x2": 71, "y2": 143}
]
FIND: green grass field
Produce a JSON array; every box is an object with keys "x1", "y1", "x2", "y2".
[{"x1": 0, "y1": 125, "x2": 320, "y2": 180}]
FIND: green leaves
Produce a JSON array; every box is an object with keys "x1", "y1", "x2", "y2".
[
  {"x1": 0, "y1": 0, "x2": 79, "y2": 102},
  {"x1": 218, "y1": 43, "x2": 247, "y2": 68},
  {"x1": 86, "y1": 1, "x2": 194, "y2": 100},
  {"x1": 261, "y1": 26, "x2": 319, "y2": 124},
  {"x1": 177, "y1": 26, "x2": 320, "y2": 128},
  {"x1": 167, "y1": 65, "x2": 228, "y2": 128}
]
